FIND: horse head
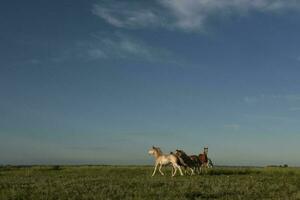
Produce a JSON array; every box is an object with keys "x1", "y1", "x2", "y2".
[
  {"x1": 148, "y1": 146, "x2": 156, "y2": 155},
  {"x1": 148, "y1": 146, "x2": 162, "y2": 156},
  {"x1": 175, "y1": 149, "x2": 181, "y2": 156},
  {"x1": 204, "y1": 146, "x2": 208, "y2": 154}
]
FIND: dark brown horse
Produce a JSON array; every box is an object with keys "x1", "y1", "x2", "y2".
[
  {"x1": 174, "y1": 149, "x2": 196, "y2": 175},
  {"x1": 189, "y1": 155, "x2": 202, "y2": 174}
]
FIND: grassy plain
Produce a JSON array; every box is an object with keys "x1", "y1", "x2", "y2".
[{"x1": 1, "y1": 165, "x2": 300, "y2": 200}]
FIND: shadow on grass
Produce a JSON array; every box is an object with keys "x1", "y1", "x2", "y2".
[
  {"x1": 185, "y1": 191, "x2": 239, "y2": 200},
  {"x1": 206, "y1": 168, "x2": 261, "y2": 176}
]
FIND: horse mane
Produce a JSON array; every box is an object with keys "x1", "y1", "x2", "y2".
[
  {"x1": 176, "y1": 149, "x2": 185, "y2": 154},
  {"x1": 176, "y1": 149, "x2": 195, "y2": 166},
  {"x1": 153, "y1": 146, "x2": 163, "y2": 154}
]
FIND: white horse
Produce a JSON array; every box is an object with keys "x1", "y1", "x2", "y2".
[{"x1": 148, "y1": 146, "x2": 183, "y2": 177}]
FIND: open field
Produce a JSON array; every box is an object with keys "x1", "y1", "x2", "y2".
[{"x1": 1, "y1": 165, "x2": 300, "y2": 200}]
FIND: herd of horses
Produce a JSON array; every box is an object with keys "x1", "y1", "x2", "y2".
[{"x1": 148, "y1": 146, "x2": 213, "y2": 177}]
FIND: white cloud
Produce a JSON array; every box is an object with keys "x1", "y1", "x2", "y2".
[{"x1": 93, "y1": 0, "x2": 300, "y2": 31}]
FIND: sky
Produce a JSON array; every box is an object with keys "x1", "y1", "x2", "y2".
[{"x1": 1, "y1": 0, "x2": 300, "y2": 166}]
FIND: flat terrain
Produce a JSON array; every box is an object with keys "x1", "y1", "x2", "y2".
[{"x1": 1, "y1": 165, "x2": 300, "y2": 199}]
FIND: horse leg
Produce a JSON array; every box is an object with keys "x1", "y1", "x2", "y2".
[
  {"x1": 203, "y1": 163, "x2": 208, "y2": 174},
  {"x1": 193, "y1": 166, "x2": 198, "y2": 175},
  {"x1": 199, "y1": 163, "x2": 203, "y2": 173},
  {"x1": 195, "y1": 163, "x2": 200, "y2": 174},
  {"x1": 190, "y1": 167, "x2": 194, "y2": 175},
  {"x1": 201, "y1": 163, "x2": 207, "y2": 174},
  {"x1": 173, "y1": 163, "x2": 183, "y2": 176},
  {"x1": 172, "y1": 162, "x2": 182, "y2": 177},
  {"x1": 178, "y1": 165, "x2": 183, "y2": 176},
  {"x1": 172, "y1": 164, "x2": 177, "y2": 176},
  {"x1": 194, "y1": 166, "x2": 198, "y2": 174},
  {"x1": 152, "y1": 163, "x2": 158, "y2": 176},
  {"x1": 159, "y1": 164, "x2": 164, "y2": 175},
  {"x1": 183, "y1": 166, "x2": 188, "y2": 175},
  {"x1": 197, "y1": 165, "x2": 201, "y2": 174},
  {"x1": 172, "y1": 165, "x2": 177, "y2": 177}
]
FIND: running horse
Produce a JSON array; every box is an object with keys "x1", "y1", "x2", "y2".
[
  {"x1": 199, "y1": 146, "x2": 209, "y2": 173},
  {"x1": 148, "y1": 146, "x2": 183, "y2": 177},
  {"x1": 175, "y1": 149, "x2": 198, "y2": 175}
]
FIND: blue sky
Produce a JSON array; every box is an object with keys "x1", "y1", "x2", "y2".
[{"x1": 1, "y1": 0, "x2": 300, "y2": 166}]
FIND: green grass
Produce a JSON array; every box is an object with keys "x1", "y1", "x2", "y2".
[{"x1": 1, "y1": 165, "x2": 300, "y2": 199}]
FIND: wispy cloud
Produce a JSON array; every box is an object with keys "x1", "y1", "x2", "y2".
[
  {"x1": 224, "y1": 124, "x2": 240, "y2": 130},
  {"x1": 160, "y1": 0, "x2": 300, "y2": 30},
  {"x1": 244, "y1": 94, "x2": 300, "y2": 104},
  {"x1": 243, "y1": 114, "x2": 299, "y2": 123},
  {"x1": 93, "y1": 0, "x2": 300, "y2": 31},
  {"x1": 22, "y1": 33, "x2": 171, "y2": 64},
  {"x1": 244, "y1": 96, "x2": 259, "y2": 104},
  {"x1": 289, "y1": 107, "x2": 300, "y2": 111},
  {"x1": 92, "y1": 2, "x2": 162, "y2": 28},
  {"x1": 68, "y1": 146, "x2": 108, "y2": 152},
  {"x1": 86, "y1": 32, "x2": 171, "y2": 62}
]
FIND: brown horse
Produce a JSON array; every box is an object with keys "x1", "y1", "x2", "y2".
[{"x1": 199, "y1": 146, "x2": 209, "y2": 173}]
